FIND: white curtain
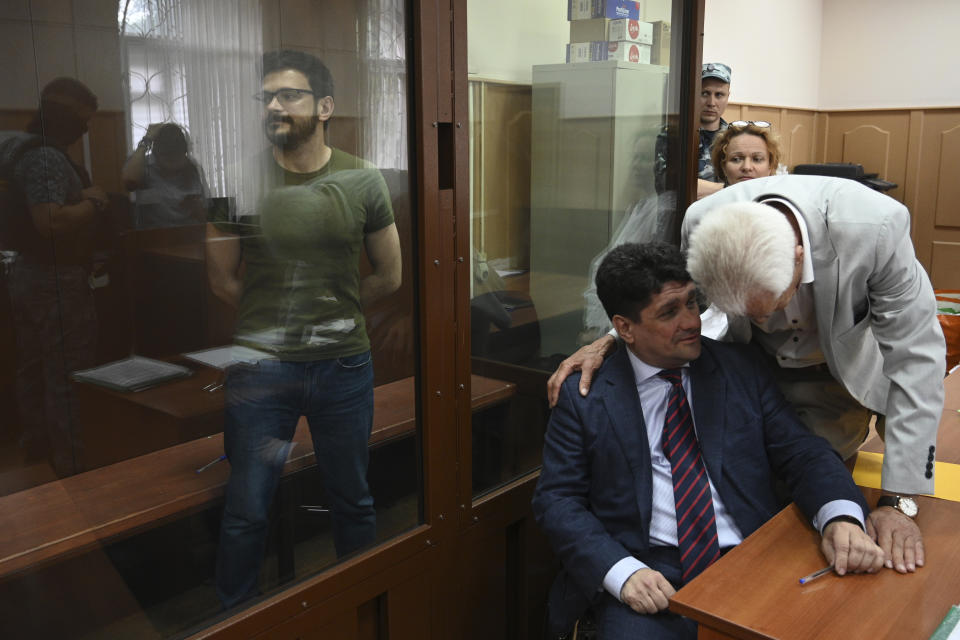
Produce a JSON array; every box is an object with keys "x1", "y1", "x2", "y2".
[
  {"x1": 120, "y1": 0, "x2": 264, "y2": 213},
  {"x1": 121, "y1": 0, "x2": 409, "y2": 190},
  {"x1": 359, "y1": 0, "x2": 408, "y2": 170}
]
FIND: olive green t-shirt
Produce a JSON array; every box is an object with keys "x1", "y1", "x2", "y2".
[{"x1": 214, "y1": 148, "x2": 394, "y2": 360}]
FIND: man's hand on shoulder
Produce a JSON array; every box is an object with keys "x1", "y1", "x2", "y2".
[
  {"x1": 546, "y1": 334, "x2": 616, "y2": 408},
  {"x1": 821, "y1": 520, "x2": 884, "y2": 576},
  {"x1": 620, "y1": 568, "x2": 675, "y2": 615},
  {"x1": 867, "y1": 506, "x2": 924, "y2": 573}
]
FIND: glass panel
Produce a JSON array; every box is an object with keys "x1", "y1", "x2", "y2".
[
  {"x1": 467, "y1": 0, "x2": 687, "y2": 496},
  {"x1": 0, "y1": 0, "x2": 419, "y2": 635}
]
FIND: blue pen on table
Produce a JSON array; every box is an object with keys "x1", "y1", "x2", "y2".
[
  {"x1": 798, "y1": 565, "x2": 834, "y2": 584},
  {"x1": 196, "y1": 454, "x2": 227, "y2": 473}
]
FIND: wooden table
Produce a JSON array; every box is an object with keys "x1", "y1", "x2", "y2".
[
  {"x1": 72, "y1": 364, "x2": 225, "y2": 470},
  {"x1": 73, "y1": 359, "x2": 520, "y2": 471},
  {"x1": 669, "y1": 372, "x2": 960, "y2": 639},
  {"x1": 0, "y1": 374, "x2": 515, "y2": 581}
]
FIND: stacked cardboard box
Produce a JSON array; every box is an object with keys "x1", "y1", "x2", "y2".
[
  {"x1": 650, "y1": 20, "x2": 670, "y2": 65},
  {"x1": 566, "y1": 39, "x2": 652, "y2": 63},
  {"x1": 567, "y1": 0, "x2": 640, "y2": 21},
  {"x1": 570, "y1": 17, "x2": 652, "y2": 44},
  {"x1": 566, "y1": 1, "x2": 655, "y2": 64}
]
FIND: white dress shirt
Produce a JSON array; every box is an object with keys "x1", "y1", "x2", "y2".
[{"x1": 750, "y1": 198, "x2": 826, "y2": 368}]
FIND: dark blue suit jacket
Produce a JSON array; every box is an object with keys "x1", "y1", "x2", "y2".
[{"x1": 532, "y1": 338, "x2": 868, "y2": 628}]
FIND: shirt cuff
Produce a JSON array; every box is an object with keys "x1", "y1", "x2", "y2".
[
  {"x1": 602, "y1": 557, "x2": 648, "y2": 602},
  {"x1": 812, "y1": 499, "x2": 865, "y2": 533}
]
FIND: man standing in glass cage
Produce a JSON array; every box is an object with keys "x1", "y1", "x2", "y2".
[{"x1": 207, "y1": 49, "x2": 401, "y2": 609}]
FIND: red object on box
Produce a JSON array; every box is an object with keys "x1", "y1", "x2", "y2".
[{"x1": 607, "y1": 41, "x2": 651, "y2": 63}]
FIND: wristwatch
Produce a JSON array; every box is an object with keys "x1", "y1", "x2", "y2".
[{"x1": 877, "y1": 495, "x2": 918, "y2": 518}]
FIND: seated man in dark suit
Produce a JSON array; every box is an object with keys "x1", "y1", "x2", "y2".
[{"x1": 532, "y1": 242, "x2": 883, "y2": 639}]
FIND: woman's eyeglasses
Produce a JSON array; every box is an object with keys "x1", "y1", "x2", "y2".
[{"x1": 729, "y1": 120, "x2": 771, "y2": 129}]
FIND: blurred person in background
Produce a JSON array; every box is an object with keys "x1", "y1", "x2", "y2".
[
  {"x1": 1, "y1": 77, "x2": 109, "y2": 477},
  {"x1": 122, "y1": 122, "x2": 209, "y2": 228}
]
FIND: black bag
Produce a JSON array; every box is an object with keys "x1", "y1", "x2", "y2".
[
  {"x1": 792, "y1": 162, "x2": 865, "y2": 179},
  {"x1": 791, "y1": 162, "x2": 897, "y2": 192}
]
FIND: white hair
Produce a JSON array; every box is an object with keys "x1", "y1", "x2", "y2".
[{"x1": 686, "y1": 202, "x2": 797, "y2": 315}]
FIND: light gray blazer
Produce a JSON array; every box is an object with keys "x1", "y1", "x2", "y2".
[{"x1": 681, "y1": 175, "x2": 945, "y2": 494}]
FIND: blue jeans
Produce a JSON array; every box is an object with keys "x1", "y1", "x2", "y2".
[{"x1": 215, "y1": 352, "x2": 376, "y2": 609}]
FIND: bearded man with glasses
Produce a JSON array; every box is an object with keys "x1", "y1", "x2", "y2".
[{"x1": 207, "y1": 49, "x2": 402, "y2": 609}]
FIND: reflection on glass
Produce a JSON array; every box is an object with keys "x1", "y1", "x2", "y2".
[
  {"x1": 4, "y1": 77, "x2": 105, "y2": 478},
  {"x1": 122, "y1": 122, "x2": 210, "y2": 229},
  {"x1": 0, "y1": 1, "x2": 418, "y2": 636},
  {"x1": 209, "y1": 49, "x2": 402, "y2": 610},
  {"x1": 468, "y1": 1, "x2": 684, "y2": 496}
]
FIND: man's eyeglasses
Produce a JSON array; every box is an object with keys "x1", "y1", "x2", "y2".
[
  {"x1": 253, "y1": 88, "x2": 315, "y2": 106},
  {"x1": 730, "y1": 120, "x2": 771, "y2": 129}
]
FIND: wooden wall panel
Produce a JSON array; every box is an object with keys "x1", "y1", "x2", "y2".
[
  {"x1": 842, "y1": 124, "x2": 893, "y2": 176},
  {"x1": 738, "y1": 105, "x2": 781, "y2": 130},
  {"x1": 255, "y1": 602, "x2": 358, "y2": 639},
  {"x1": 470, "y1": 80, "x2": 532, "y2": 270},
  {"x1": 814, "y1": 111, "x2": 830, "y2": 163},
  {"x1": 934, "y1": 124, "x2": 960, "y2": 228},
  {"x1": 818, "y1": 110, "x2": 911, "y2": 202},
  {"x1": 386, "y1": 571, "x2": 431, "y2": 637},
  {"x1": 931, "y1": 242, "x2": 960, "y2": 289},
  {"x1": 909, "y1": 109, "x2": 960, "y2": 284},
  {"x1": 455, "y1": 521, "x2": 509, "y2": 638},
  {"x1": 780, "y1": 110, "x2": 817, "y2": 171},
  {"x1": 451, "y1": 476, "x2": 557, "y2": 640},
  {"x1": 724, "y1": 104, "x2": 744, "y2": 122}
]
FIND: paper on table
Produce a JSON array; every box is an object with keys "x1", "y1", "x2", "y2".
[
  {"x1": 853, "y1": 451, "x2": 960, "y2": 502},
  {"x1": 183, "y1": 345, "x2": 275, "y2": 370},
  {"x1": 71, "y1": 355, "x2": 191, "y2": 392}
]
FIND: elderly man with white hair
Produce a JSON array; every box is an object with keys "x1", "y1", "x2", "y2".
[
  {"x1": 547, "y1": 174, "x2": 945, "y2": 578},
  {"x1": 681, "y1": 175, "x2": 944, "y2": 574}
]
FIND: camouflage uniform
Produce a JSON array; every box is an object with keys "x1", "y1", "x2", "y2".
[
  {"x1": 653, "y1": 118, "x2": 728, "y2": 193},
  {"x1": 697, "y1": 118, "x2": 728, "y2": 182}
]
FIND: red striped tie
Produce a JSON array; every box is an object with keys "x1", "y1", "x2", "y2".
[{"x1": 658, "y1": 368, "x2": 721, "y2": 583}]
